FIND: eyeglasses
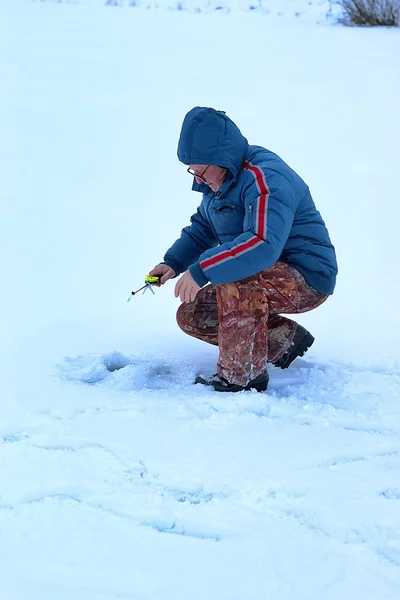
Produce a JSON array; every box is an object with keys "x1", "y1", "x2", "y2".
[{"x1": 187, "y1": 165, "x2": 211, "y2": 183}]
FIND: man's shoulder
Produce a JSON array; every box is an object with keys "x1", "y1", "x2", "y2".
[
  {"x1": 246, "y1": 145, "x2": 287, "y2": 169},
  {"x1": 244, "y1": 145, "x2": 307, "y2": 189}
]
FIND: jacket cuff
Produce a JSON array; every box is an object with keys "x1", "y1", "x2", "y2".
[
  {"x1": 161, "y1": 260, "x2": 181, "y2": 278},
  {"x1": 189, "y1": 263, "x2": 209, "y2": 287}
]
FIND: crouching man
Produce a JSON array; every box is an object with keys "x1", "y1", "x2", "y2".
[{"x1": 148, "y1": 106, "x2": 337, "y2": 392}]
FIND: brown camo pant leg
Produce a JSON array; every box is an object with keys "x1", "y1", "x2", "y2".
[
  {"x1": 176, "y1": 284, "x2": 219, "y2": 346},
  {"x1": 217, "y1": 263, "x2": 327, "y2": 385},
  {"x1": 176, "y1": 262, "x2": 327, "y2": 386},
  {"x1": 216, "y1": 275, "x2": 270, "y2": 386},
  {"x1": 261, "y1": 263, "x2": 328, "y2": 363}
]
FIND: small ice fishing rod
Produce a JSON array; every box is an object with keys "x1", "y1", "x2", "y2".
[{"x1": 127, "y1": 275, "x2": 162, "y2": 302}]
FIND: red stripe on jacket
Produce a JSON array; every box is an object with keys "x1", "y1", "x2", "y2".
[
  {"x1": 243, "y1": 161, "x2": 269, "y2": 239},
  {"x1": 200, "y1": 235, "x2": 261, "y2": 270}
]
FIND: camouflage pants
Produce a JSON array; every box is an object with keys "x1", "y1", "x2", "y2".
[{"x1": 176, "y1": 261, "x2": 328, "y2": 386}]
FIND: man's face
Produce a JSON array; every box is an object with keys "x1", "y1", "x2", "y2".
[{"x1": 188, "y1": 164, "x2": 227, "y2": 193}]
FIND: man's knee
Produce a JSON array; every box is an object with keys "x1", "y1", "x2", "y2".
[{"x1": 176, "y1": 302, "x2": 191, "y2": 332}]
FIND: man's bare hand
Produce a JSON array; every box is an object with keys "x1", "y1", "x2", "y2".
[
  {"x1": 174, "y1": 271, "x2": 201, "y2": 303},
  {"x1": 148, "y1": 263, "x2": 176, "y2": 286}
]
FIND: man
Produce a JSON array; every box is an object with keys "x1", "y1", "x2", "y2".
[{"x1": 149, "y1": 107, "x2": 337, "y2": 392}]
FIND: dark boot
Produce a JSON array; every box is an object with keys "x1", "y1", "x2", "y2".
[
  {"x1": 274, "y1": 324, "x2": 314, "y2": 369},
  {"x1": 195, "y1": 371, "x2": 269, "y2": 393}
]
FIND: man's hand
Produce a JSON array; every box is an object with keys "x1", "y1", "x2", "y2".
[
  {"x1": 174, "y1": 271, "x2": 201, "y2": 303},
  {"x1": 148, "y1": 263, "x2": 176, "y2": 286}
]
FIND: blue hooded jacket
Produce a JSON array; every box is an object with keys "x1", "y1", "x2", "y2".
[{"x1": 164, "y1": 107, "x2": 338, "y2": 295}]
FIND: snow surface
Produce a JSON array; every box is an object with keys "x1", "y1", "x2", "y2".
[{"x1": 1, "y1": 1, "x2": 400, "y2": 598}]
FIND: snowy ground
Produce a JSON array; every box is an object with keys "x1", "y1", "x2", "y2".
[{"x1": 1, "y1": 1, "x2": 400, "y2": 599}]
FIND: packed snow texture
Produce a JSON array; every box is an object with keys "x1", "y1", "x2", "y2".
[{"x1": 1, "y1": 1, "x2": 400, "y2": 599}]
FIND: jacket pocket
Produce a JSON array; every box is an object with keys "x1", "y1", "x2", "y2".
[
  {"x1": 211, "y1": 203, "x2": 243, "y2": 241},
  {"x1": 212, "y1": 205, "x2": 236, "y2": 213}
]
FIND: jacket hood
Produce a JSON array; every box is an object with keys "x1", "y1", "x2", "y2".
[{"x1": 177, "y1": 107, "x2": 249, "y2": 178}]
